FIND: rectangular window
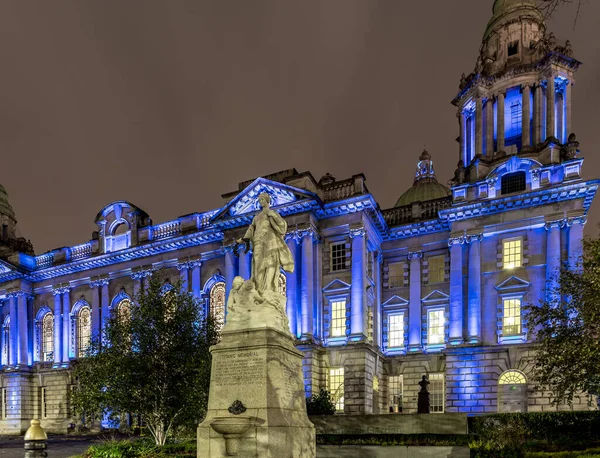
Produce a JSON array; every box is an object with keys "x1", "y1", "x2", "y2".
[
  {"x1": 40, "y1": 387, "x2": 47, "y2": 419},
  {"x1": 429, "y1": 373, "x2": 445, "y2": 413},
  {"x1": 388, "y1": 375, "x2": 403, "y2": 413},
  {"x1": 503, "y1": 238, "x2": 522, "y2": 269},
  {"x1": 428, "y1": 255, "x2": 446, "y2": 284},
  {"x1": 1, "y1": 388, "x2": 6, "y2": 419},
  {"x1": 330, "y1": 300, "x2": 346, "y2": 337},
  {"x1": 388, "y1": 262, "x2": 405, "y2": 289},
  {"x1": 427, "y1": 309, "x2": 445, "y2": 345},
  {"x1": 328, "y1": 368, "x2": 345, "y2": 411},
  {"x1": 501, "y1": 172, "x2": 526, "y2": 195},
  {"x1": 330, "y1": 242, "x2": 347, "y2": 272},
  {"x1": 508, "y1": 40, "x2": 519, "y2": 56},
  {"x1": 503, "y1": 298, "x2": 522, "y2": 336},
  {"x1": 388, "y1": 314, "x2": 404, "y2": 348}
]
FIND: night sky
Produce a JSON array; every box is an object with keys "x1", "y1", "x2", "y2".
[{"x1": 0, "y1": 1, "x2": 598, "y2": 254}]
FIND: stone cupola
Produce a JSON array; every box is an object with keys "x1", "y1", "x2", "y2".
[
  {"x1": 452, "y1": 0, "x2": 581, "y2": 185},
  {"x1": 0, "y1": 183, "x2": 34, "y2": 257},
  {"x1": 395, "y1": 149, "x2": 450, "y2": 207}
]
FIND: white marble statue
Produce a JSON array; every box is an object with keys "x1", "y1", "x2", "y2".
[
  {"x1": 224, "y1": 192, "x2": 294, "y2": 332},
  {"x1": 237, "y1": 192, "x2": 294, "y2": 294}
]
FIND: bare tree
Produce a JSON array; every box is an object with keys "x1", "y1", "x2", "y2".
[{"x1": 539, "y1": 0, "x2": 585, "y2": 26}]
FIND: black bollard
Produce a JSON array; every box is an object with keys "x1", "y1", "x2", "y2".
[{"x1": 24, "y1": 419, "x2": 48, "y2": 458}]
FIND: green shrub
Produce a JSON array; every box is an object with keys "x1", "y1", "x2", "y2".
[
  {"x1": 525, "y1": 449, "x2": 600, "y2": 458},
  {"x1": 306, "y1": 389, "x2": 336, "y2": 416},
  {"x1": 81, "y1": 439, "x2": 196, "y2": 458},
  {"x1": 316, "y1": 434, "x2": 471, "y2": 447}
]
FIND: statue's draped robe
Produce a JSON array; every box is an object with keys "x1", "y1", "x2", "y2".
[{"x1": 243, "y1": 209, "x2": 294, "y2": 293}]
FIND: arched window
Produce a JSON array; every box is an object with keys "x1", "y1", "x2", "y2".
[
  {"x1": 78, "y1": 307, "x2": 92, "y2": 358},
  {"x1": 113, "y1": 222, "x2": 129, "y2": 236},
  {"x1": 41, "y1": 313, "x2": 54, "y2": 362},
  {"x1": 278, "y1": 272, "x2": 286, "y2": 296},
  {"x1": 498, "y1": 370, "x2": 527, "y2": 385},
  {"x1": 2, "y1": 316, "x2": 9, "y2": 366},
  {"x1": 116, "y1": 299, "x2": 132, "y2": 324},
  {"x1": 209, "y1": 282, "x2": 226, "y2": 330}
]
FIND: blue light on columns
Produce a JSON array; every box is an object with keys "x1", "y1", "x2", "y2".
[
  {"x1": 467, "y1": 234, "x2": 482, "y2": 344},
  {"x1": 448, "y1": 237, "x2": 465, "y2": 345},
  {"x1": 408, "y1": 251, "x2": 423, "y2": 352},
  {"x1": 349, "y1": 226, "x2": 366, "y2": 341}
]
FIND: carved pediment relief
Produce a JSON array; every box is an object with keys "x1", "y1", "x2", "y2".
[
  {"x1": 495, "y1": 275, "x2": 531, "y2": 291},
  {"x1": 323, "y1": 278, "x2": 351, "y2": 293},
  {"x1": 422, "y1": 290, "x2": 450, "y2": 304},
  {"x1": 382, "y1": 295, "x2": 409, "y2": 308}
]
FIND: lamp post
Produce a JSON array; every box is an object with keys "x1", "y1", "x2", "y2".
[{"x1": 24, "y1": 419, "x2": 47, "y2": 457}]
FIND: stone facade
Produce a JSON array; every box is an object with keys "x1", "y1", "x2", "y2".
[{"x1": 0, "y1": 0, "x2": 598, "y2": 435}]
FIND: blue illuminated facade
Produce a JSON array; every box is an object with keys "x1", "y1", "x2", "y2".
[{"x1": 0, "y1": 0, "x2": 597, "y2": 434}]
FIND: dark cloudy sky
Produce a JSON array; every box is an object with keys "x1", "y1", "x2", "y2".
[{"x1": 0, "y1": 0, "x2": 598, "y2": 254}]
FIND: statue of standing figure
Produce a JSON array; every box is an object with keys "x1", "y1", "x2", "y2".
[
  {"x1": 417, "y1": 375, "x2": 431, "y2": 414},
  {"x1": 225, "y1": 192, "x2": 295, "y2": 333},
  {"x1": 236, "y1": 192, "x2": 294, "y2": 294}
]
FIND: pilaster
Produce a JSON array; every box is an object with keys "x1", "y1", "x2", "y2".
[
  {"x1": 467, "y1": 234, "x2": 482, "y2": 344},
  {"x1": 61, "y1": 286, "x2": 71, "y2": 363},
  {"x1": 533, "y1": 83, "x2": 543, "y2": 145},
  {"x1": 545, "y1": 219, "x2": 563, "y2": 303},
  {"x1": 448, "y1": 237, "x2": 465, "y2": 345},
  {"x1": 51, "y1": 287, "x2": 63, "y2": 368},
  {"x1": 408, "y1": 251, "x2": 422, "y2": 352},
  {"x1": 485, "y1": 98, "x2": 494, "y2": 155},
  {"x1": 89, "y1": 279, "x2": 102, "y2": 342},
  {"x1": 567, "y1": 216, "x2": 586, "y2": 272},
  {"x1": 299, "y1": 227, "x2": 317, "y2": 340},
  {"x1": 521, "y1": 84, "x2": 531, "y2": 147},
  {"x1": 285, "y1": 233, "x2": 299, "y2": 338},
  {"x1": 497, "y1": 92, "x2": 505, "y2": 152},
  {"x1": 349, "y1": 226, "x2": 366, "y2": 342},
  {"x1": 475, "y1": 96, "x2": 483, "y2": 157},
  {"x1": 546, "y1": 75, "x2": 556, "y2": 139}
]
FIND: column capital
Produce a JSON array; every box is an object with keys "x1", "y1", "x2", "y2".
[
  {"x1": 7, "y1": 288, "x2": 33, "y2": 299},
  {"x1": 294, "y1": 225, "x2": 319, "y2": 243},
  {"x1": 52, "y1": 284, "x2": 71, "y2": 296},
  {"x1": 131, "y1": 268, "x2": 152, "y2": 280},
  {"x1": 349, "y1": 225, "x2": 366, "y2": 239},
  {"x1": 466, "y1": 233, "x2": 483, "y2": 243},
  {"x1": 222, "y1": 242, "x2": 237, "y2": 255},
  {"x1": 408, "y1": 251, "x2": 423, "y2": 260},
  {"x1": 176, "y1": 258, "x2": 201, "y2": 271},
  {"x1": 448, "y1": 236, "x2": 466, "y2": 247},
  {"x1": 520, "y1": 83, "x2": 533, "y2": 91},
  {"x1": 545, "y1": 219, "x2": 567, "y2": 230},
  {"x1": 567, "y1": 216, "x2": 587, "y2": 227}
]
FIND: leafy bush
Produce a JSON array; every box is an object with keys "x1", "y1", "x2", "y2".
[
  {"x1": 526, "y1": 449, "x2": 600, "y2": 458},
  {"x1": 469, "y1": 411, "x2": 600, "y2": 449},
  {"x1": 316, "y1": 434, "x2": 471, "y2": 447},
  {"x1": 80, "y1": 439, "x2": 196, "y2": 458},
  {"x1": 306, "y1": 389, "x2": 336, "y2": 416}
]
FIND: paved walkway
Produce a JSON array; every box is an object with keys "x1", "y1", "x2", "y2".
[{"x1": 0, "y1": 435, "x2": 100, "y2": 458}]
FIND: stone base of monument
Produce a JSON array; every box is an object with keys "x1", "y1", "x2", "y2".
[{"x1": 197, "y1": 325, "x2": 316, "y2": 457}]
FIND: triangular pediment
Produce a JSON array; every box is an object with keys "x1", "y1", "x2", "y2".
[
  {"x1": 382, "y1": 295, "x2": 409, "y2": 308},
  {"x1": 495, "y1": 276, "x2": 531, "y2": 291},
  {"x1": 0, "y1": 260, "x2": 14, "y2": 275},
  {"x1": 422, "y1": 290, "x2": 450, "y2": 304},
  {"x1": 323, "y1": 278, "x2": 351, "y2": 293},
  {"x1": 211, "y1": 178, "x2": 321, "y2": 223}
]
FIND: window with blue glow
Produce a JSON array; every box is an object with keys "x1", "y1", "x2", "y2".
[
  {"x1": 330, "y1": 300, "x2": 346, "y2": 337},
  {"x1": 427, "y1": 309, "x2": 445, "y2": 345},
  {"x1": 502, "y1": 238, "x2": 523, "y2": 269},
  {"x1": 388, "y1": 314, "x2": 404, "y2": 348},
  {"x1": 388, "y1": 375, "x2": 403, "y2": 413},
  {"x1": 77, "y1": 307, "x2": 92, "y2": 358},
  {"x1": 429, "y1": 373, "x2": 445, "y2": 413},
  {"x1": 328, "y1": 367, "x2": 344, "y2": 411},
  {"x1": 42, "y1": 313, "x2": 54, "y2": 362},
  {"x1": 502, "y1": 298, "x2": 522, "y2": 336},
  {"x1": 210, "y1": 282, "x2": 226, "y2": 331}
]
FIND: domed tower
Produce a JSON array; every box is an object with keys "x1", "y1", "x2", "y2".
[
  {"x1": 452, "y1": 0, "x2": 580, "y2": 184},
  {"x1": 0, "y1": 184, "x2": 33, "y2": 257},
  {"x1": 395, "y1": 149, "x2": 451, "y2": 207}
]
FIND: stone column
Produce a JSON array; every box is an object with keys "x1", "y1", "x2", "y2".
[
  {"x1": 497, "y1": 92, "x2": 505, "y2": 152},
  {"x1": 374, "y1": 251, "x2": 383, "y2": 349},
  {"x1": 177, "y1": 261, "x2": 189, "y2": 292},
  {"x1": 467, "y1": 234, "x2": 482, "y2": 343},
  {"x1": 190, "y1": 260, "x2": 202, "y2": 309},
  {"x1": 568, "y1": 216, "x2": 586, "y2": 272},
  {"x1": 533, "y1": 83, "x2": 542, "y2": 145},
  {"x1": 223, "y1": 244, "x2": 236, "y2": 301},
  {"x1": 546, "y1": 75, "x2": 556, "y2": 139},
  {"x1": 545, "y1": 220, "x2": 562, "y2": 303},
  {"x1": 350, "y1": 226, "x2": 366, "y2": 341},
  {"x1": 100, "y1": 279, "x2": 110, "y2": 332},
  {"x1": 132, "y1": 272, "x2": 142, "y2": 301},
  {"x1": 408, "y1": 251, "x2": 422, "y2": 351},
  {"x1": 17, "y1": 292, "x2": 29, "y2": 366},
  {"x1": 239, "y1": 250, "x2": 251, "y2": 281},
  {"x1": 522, "y1": 84, "x2": 531, "y2": 147},
  {"x1": 61, "y1": 287, "x2": 71, "y2": 363},
  {"x1": 565, "y1": 81, "x2": 572, "y2": 137},
  {"x1": 52, "y1": 287, "x2": 63, "y2": 367},
  {"x1": 90, "y1": 280, "x2": 101, "y2": 341},
  {"x1": 475, "y1": 97, "x2": 483, "y2": 156},
  {"x1": 285, "y1": 234, "x2": 298, "y2": 337},
  {"x1": 556, "y1": 91, "x2": 564, "y2": 143},
  {"x1": 448, "y1": 237, "x2": 465, "y2": 345},
  {"x1": 485, "y1": 98, "x2": 494, "y2": 155},
  {"x1": 8, "y1": 293, "x2": 17, "y2": 366},
  {"x1": 300, "y1": 228, "x2": 315, "y2": 339},
  {"x1": 459, "y1": 112, "x2": 466, "y2": 164}
]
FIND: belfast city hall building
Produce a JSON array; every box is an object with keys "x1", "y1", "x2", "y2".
[{"x1": 0, "y1": 0, "x2": 598, "y2": 434}]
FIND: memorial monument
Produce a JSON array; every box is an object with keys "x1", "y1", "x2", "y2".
[{"x1": 197, "y1": 193, "x2": 316, "y2": 457}]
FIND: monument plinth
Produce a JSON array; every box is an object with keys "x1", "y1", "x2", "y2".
[{"x1": 197, "y1": 192, "x2": 316, "y2": 457}]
